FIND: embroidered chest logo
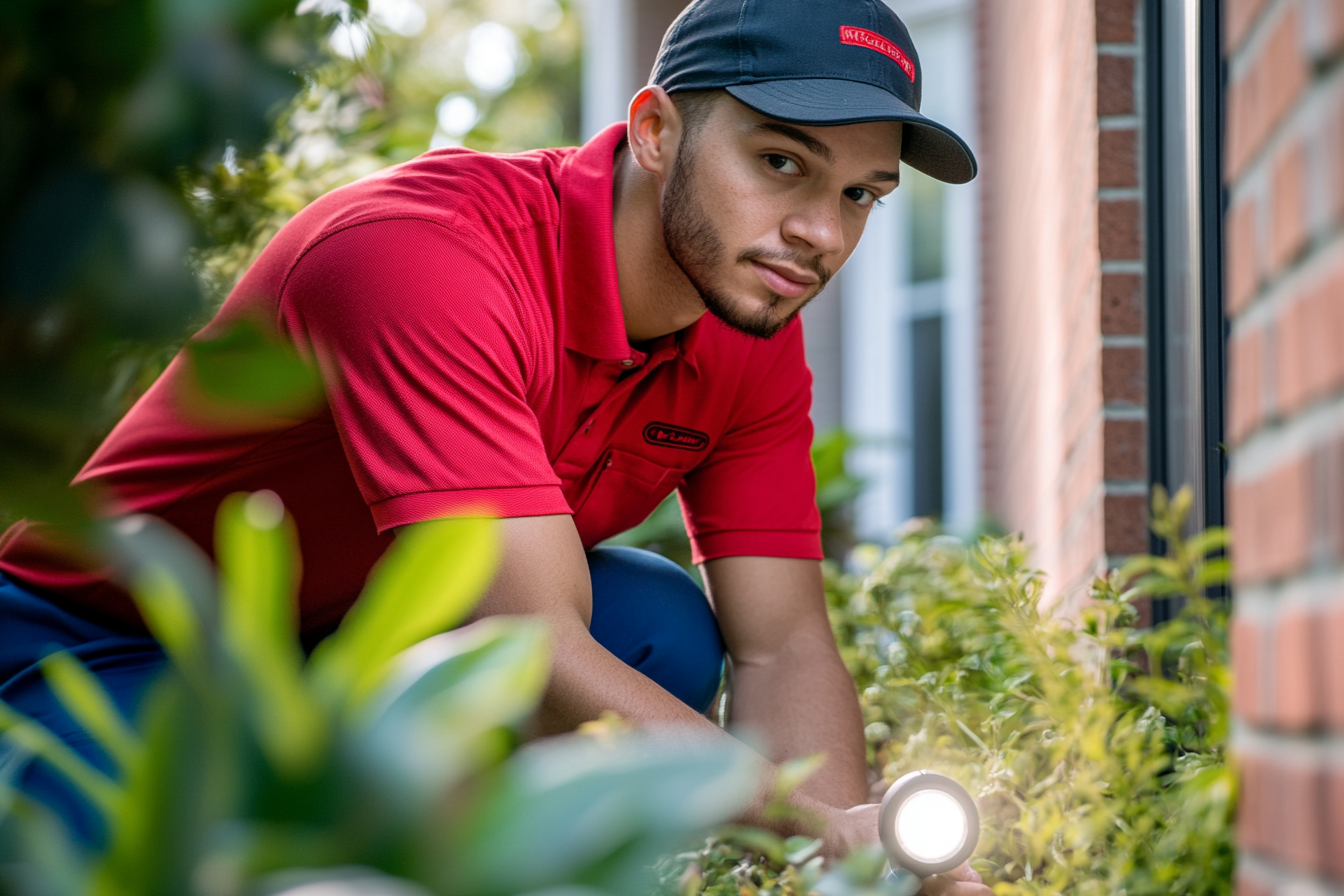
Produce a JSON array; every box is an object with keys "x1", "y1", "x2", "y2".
[
  {"x1": 643, "y1": 422, "x2": 709, "y2": 451},
  {"x1": 839, "y1": 26, "x2": 916, "y2": 82}
]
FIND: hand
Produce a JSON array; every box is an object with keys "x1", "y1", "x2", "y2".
[
  {"x1": 919, "y1": 862, "x2": 993, "y2": 896},
  {"x1": 822, "y1": 803, "x2": 880, "y2": 860}
]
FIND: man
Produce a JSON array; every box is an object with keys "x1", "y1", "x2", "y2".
[{"x1": 0, "y1": 0, "x2": 986, "y2": 890}]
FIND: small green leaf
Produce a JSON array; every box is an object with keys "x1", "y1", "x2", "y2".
[
  {"x1": 360, "y1": 618, "x2": 551, "y2": 798},
  {"x1": 185, "y1": 318, "x2": 322, "y2": 414},
  {"x1": 105, "y1": 514, "x2": 219, "y2": 685},
  {"x1": 308, "y1": 517, "x2": 500, "y2": 709},
  {"x1": 0, "y1": 703, "x2": 119, "y2": 817},
  {"x1": 216, "y1": 490, "x2": 326, "y2": 774},
  {"x1": 131, "y1": 565, "x2": 206, "y2": 684},
  {"x1": 445, "y1": 736, "x2": 753, "y2": 896},
  {"x1": 40, "y1": 652, "x2": 141, "y2": 772}
]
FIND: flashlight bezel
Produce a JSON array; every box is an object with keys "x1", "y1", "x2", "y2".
[{"x1": 878, "y1": 771, "x2": 979, "y2": 878}]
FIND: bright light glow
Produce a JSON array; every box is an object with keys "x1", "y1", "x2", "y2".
[
  {"x1": 329, "y1": 20, "x2": 372, "y2": 59},
  {"x1": 369, "y1": 0, "x2": 426, "y2": 37},
  {"x1": 464, "y1": 22, "x2": 518, "y2": 93},
  {"x1": 894, "y1": 790, "x2": 967, "y2": 864},
  {"x1": 436, "y1": 94, "x2": 478, "y2": 136}
]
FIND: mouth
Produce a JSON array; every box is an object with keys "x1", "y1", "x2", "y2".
[{"x1": 749, "y1": 259, "x2": 819, "y2": 300}]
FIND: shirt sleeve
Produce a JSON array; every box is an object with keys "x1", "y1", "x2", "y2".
[
  {"x1": 278, "y1": 217, "x2": 569, "y2": 532},
  {"x1": 678, "y1": 320, "x2": 823, "y2": 563}
]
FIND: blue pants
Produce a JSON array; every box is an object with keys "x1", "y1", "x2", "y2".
[{"x1": 0, "y1": 545, "x2": 723, "y2": 846}]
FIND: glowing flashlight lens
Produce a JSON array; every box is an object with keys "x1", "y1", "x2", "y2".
[{"x1": 894, "y1": 789, "x2": 968, "y2": 864}]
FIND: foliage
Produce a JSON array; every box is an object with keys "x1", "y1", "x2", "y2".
[
  {"x1": 190, "y1": 0, "x2": 582, "y2": 308},
  {"x1": 0, "y1": 0, "x2": 581, "y2": 530},
  {"x1": 0, "y1": 497, "x2": 756, "y2": 896},
  {"x1": 0, "y1": 0, "x2": 325, "y2": 527},
  {"x1": 661, "y1": 486, "x2": 1233, "y2": 896},
  {"x1": 608, "y1": 429, "x2": 866, "y2": 572}
]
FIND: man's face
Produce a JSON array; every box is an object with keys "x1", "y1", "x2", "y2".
[{"x1": 661, "y1": 96, "x2": 903, "y2": 339}]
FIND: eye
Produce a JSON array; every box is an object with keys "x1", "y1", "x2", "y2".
[
  {"x1": 844, "y1": 186, "x2": 880, "y2": 208},
  {"x1": 765, "y1": 154, "x2": 801, "y2": 175}
]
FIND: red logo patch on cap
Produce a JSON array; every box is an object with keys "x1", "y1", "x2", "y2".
[{"x1": 839, "y1": 26, "x2": 916, "y2": 82}]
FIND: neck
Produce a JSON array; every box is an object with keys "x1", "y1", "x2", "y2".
[{"x1": 611, "y1": 146, "x2": 708, "y2": 344}]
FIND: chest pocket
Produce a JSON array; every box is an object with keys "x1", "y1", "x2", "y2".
[{"x1": 571, "y1": 449, "x2": 682, "y2": 549}]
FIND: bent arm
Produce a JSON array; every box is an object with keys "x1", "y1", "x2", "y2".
[
  {"x1": 457, "y1": 514, "x2": 860, "y2": 848},
  {"x1": 702, "y1": 555, "x2": 869, "y2": 809}
]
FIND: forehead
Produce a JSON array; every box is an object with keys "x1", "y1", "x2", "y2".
[{"x1": 708, "y1": 95, "x2": 904, "y2": 170}]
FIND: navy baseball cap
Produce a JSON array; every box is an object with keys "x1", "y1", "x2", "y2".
[{"x1": 650, "y1": 0, "x2": 977, "y2": 185}]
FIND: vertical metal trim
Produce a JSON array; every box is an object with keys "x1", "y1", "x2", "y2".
[
  {"x1": 1143, "y1": 0, "x2": 1172, "y2": 625},
  {"x1": 1199, "y1": 0, "x2": 1227, "y2": 535}
]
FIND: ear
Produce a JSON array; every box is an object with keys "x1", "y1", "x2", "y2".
[{"x1": 626, "y1": 86, "x2": 682, "y2": 181}]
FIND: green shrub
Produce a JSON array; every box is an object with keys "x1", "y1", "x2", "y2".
[
  {"x1": 0, "y1": 496, "x2": 756, "y2": 896},
  {"x1": 662, "y1": 487, "x2": 1233, "y2": 896}
]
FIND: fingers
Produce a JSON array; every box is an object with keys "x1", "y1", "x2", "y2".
[
  {"x1": 919, "y1": 864, "x2": 990, "y2": 896},
  {"x1": 919, "y1": 879, "x2": 993, "y2": 896}
]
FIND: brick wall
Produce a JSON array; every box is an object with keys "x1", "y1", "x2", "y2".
[
  {"x1": 1094, "y1": 0, "x2": 1150, "y2": 581},
  {"x1": 1223, "y1": 0, "x2": 1344, "y2": 891},
  {"x1": 978, "y1": 0, "x2": 1148, "y2": 610}
]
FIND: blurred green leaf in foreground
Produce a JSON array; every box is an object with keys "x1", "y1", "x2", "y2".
[{"x1": 0, "y1": 497, "x2": 757, "y2": 896}]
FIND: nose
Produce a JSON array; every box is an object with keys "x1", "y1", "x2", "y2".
[{"x1": 781, "y1": 199, "x2": 845, "y2": 259}]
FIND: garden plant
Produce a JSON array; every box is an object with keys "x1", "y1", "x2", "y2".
[
  {"x1": 659, "y1": 486, "x2": 1233, "y2": 896},
  {"x1": 0, "y1": 496, "x2": 759, "y2": 896}
]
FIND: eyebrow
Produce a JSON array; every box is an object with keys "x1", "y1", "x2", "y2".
[
  {"x1": 754, "y1": 122, "x2": 836, "y2": 164},
  {"x1": 867, "y1": 169, "x2": 902, "y2": 185}
]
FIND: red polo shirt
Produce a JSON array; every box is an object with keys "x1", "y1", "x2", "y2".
[{"x1": 0, "y1": 124, "x2": 822, "y2": 631}]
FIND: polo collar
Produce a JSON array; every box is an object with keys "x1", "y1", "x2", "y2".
[
  {"x1": 557, "y1": 123, "x2": 636, "y2": 362},
  {"x1": 556, "y1": 123, "x2": 705, "y2": 375}
]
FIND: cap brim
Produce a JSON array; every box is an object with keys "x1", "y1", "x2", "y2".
[{"x1": 725, "y1": 79, "x2": 977, "y2": 185}]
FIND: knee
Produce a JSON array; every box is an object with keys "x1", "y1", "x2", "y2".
[{"x1": 587, "y1": 547, "x2": 724, "y2": 712}]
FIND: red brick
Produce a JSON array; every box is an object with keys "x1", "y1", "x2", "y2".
[
  {"x1": 1229, "y1": 456, "x2": 1314, "y2": 583},
  {"x1": 1326, "y1": 766, "x2": 1344, "y2": 881},
  {"x1": 1098, "y1": 128, "x2": 1139, "y2": 188},
  {"x1": 1277, "y1": 758, "x2": 1328, "y2": 872},
  {"x1": 1103, "y1": 493, "x2": 1148, "y2": 555},
  {"x1": 1228, "y1": 325, "x2": 1265, "y2": 445},
  {"x1": 1097, "y1": 55, "x2": 1136, "y2": 117},
  {"x1": 1322, "y1": 436, "x2": 1344, "y2": 564},
  {"x1": 1095, "y1": 0, "x2": 1137, "y2": 44},
  {"x1": 1322, "y1": 604, "x2": 1344, "y2": 731},
  {"x1": 1268, "y1": 141, "x2": 1309, "y2": 274},
  {"x1": 1099, "y1": 198, "x2": 1142, "y2": 261},
  {"x1": 1232, "y1": 614, "x2": 1266, "y2": 722},
  {"x1": 1102, "y1": 345, "x2": 1145, "y2": 405},
  {"x1": 1102, "y1": 418, "x2": 1146, "y2": 479},
  {"x1": 1239, "y1": 753, "x2": 1330, "y2": 870},
  {"x1": 1226, "y1": 197, "x2": 1261, "y2": 316},
  {"x1": 1273, "y1": 607, "x2": 1322, "y2": 730},
  {"x1": 1100, "y1": 272, "x2": 1143, "y2": 335},
  {"x1": 1275, "y1": 291, "x2": 1311, "y2": 415},
  {"x1": 1237, "y1": 753, "x2": 1276, "y2": 852},
  {"x1": 1226, "y1": 0, "x2": 1270, "y2": 54},
  {"x1": 1275, "y1": 266, "x2": 1344, "y2": 415},
  {"x1": 1227, "y1": 5, "x2": 1310, "y2": 178}
]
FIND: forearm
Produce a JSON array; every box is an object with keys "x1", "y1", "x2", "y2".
[
  {"x1": 533, "y1": 615, "x2": 845, "y2": 839},
  {"x1": 730, "y1": 632, "x2": 869, "y2": 808}
]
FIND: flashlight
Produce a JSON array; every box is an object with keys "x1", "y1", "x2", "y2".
[{"x1": 878, "y1": 771, "x2": 979, "y2": 894}]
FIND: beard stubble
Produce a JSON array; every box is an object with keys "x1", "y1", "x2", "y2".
[{"x1": 661, "y1": 138, "x2": 830, "y2": 340}]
